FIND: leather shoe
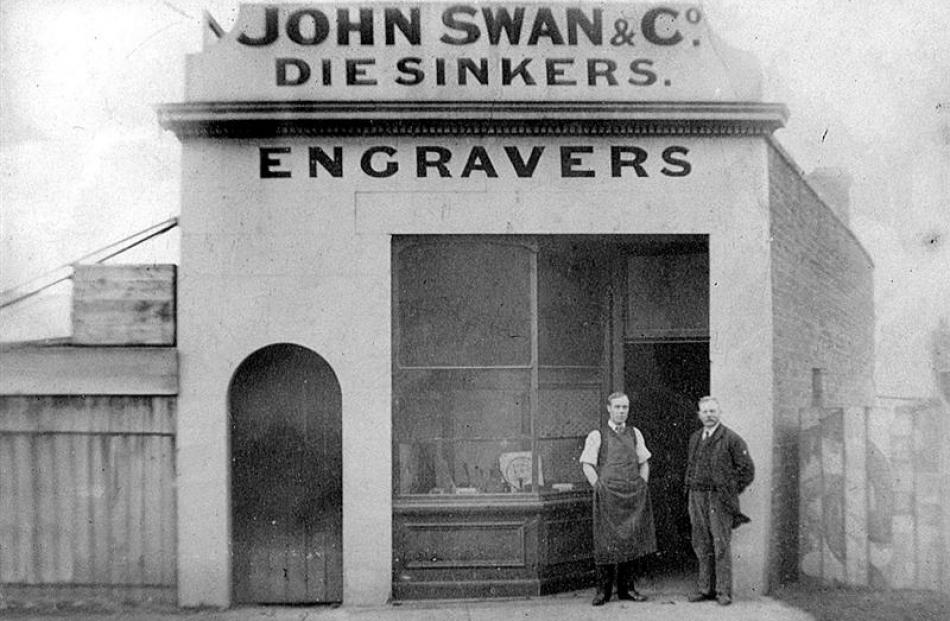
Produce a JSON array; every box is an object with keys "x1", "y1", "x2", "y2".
[
  {"x1": 717, "y1": 594, "x2": 732, "y2": 606},
  {"x1": 591, "y1": 592, "x2": 608, "y2": 606},
  {"x1": 617, "y1": 590, "x2": 648, "y2": 602},
  {"x1": 687, "y1": 592, "x2": 715, "y2": 603}
]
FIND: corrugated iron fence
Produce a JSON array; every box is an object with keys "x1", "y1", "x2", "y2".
[
  {"x1": 799, "y1": 401, "x2": 950, "y2": 593},
  {"x1": 0, "y1": 395, "x2": 176, "y2": 602}
]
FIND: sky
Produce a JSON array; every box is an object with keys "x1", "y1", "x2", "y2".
[{"x1": 1, "y1": 0, "x2": 948, "y2": 397}]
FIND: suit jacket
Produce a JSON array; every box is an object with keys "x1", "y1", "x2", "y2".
[{"x1": 685, "y1": 424, "x2": 755, "y2": 528}]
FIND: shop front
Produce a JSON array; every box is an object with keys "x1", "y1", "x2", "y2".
[
  {"x1": 159, "y1": 2, "x2": 785, "y2": 607},
  {"x1": 390, "y1": 234, "x2": 709, "y2": 597}
]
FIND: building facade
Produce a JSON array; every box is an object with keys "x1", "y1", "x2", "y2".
[{"x1": 142, "y1": 1, "x2": 876, "y2": 607}]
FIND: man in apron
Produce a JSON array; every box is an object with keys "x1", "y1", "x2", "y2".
[{"x1": 579, "y1": 392, "x2": 657, "y2": 606}]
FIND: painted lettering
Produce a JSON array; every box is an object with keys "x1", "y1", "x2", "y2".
[
  {"x1": 238, "y1": 6, "x2": 278, "y2": 46},
  {"x1": 309, "y1": 147, "x2": 343, "y2": 177},
  {"x1": 460, "y1": 146, "x2": 499, "y2": 177},
  {"x1": 361, "y1": 146, "x2": 399, "y2": 177},
  {"x1": 503, "y1": 146, "x2": 545, "y2": 177},
  {"x1": 286, "y1": 9, "x2": 331, "y2": 45},
  {"x1": 441, "y1": 6, "x2": 480, "y2": 45},
  {"x1": 458, "y1": 57, "x2": 489, "y2": 85},
  {"x1": 502, "y1": 58, "x2": 536, "y2": 85},
  {"x1": 337, "y1": 8, "x2": 374, "y2": 45},
  {"x1": 527, "y1": 8, "x2": 564, "y2": 45},
  {"x1": 546, "y1": 58, "x2": 576, "y2": 85},
  {"x1": 611, "y1": 146, "x2": 648, "y2": 177},
  {"x1": 587, "y1": 59, "x2": 617, "y2": 86},
  {"x1": 560, "y1": 146, "x2": 595, "y2": 178},
  {"x1": 661, "y1": 146, "x2": 691, "y2": 176},
  {"x1": 628, "y1": 59, "x2": 657, "y2": 85},
  {"x1": 395, "y1": 57, "x2": 424, "y2": 85},
  {"x1": 417, "y1": 146, "x2": 453, "y2": 177},
  {"x1": 346, "y1": 58, "x2": 377, "y2": 85},
  {"x1": 641, "y1": 7, "x2": 683, "y2": 46},
  {"x1": 276, "y1": 58, "x2": 310, "y2": 86},
  {"x1": 482, "y1": 7, "x2": 525, "y2": 44},
  {"x1": 384, "y1": 7, "x2": 421, "y2": 45},
  {"x1": 260, "y1": 147, "x2": 292, "y2": 178}
]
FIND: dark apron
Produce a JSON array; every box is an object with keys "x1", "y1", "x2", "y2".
[{"x1": 592, "y1": 427, "x2": 657, "y2": 564}]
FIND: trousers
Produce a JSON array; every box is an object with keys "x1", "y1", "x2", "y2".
[{"x1": 688, "y1": 490, "x2": 733, "y2": 596}]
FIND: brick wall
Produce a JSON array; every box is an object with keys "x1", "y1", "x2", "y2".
[{"x1": 768, "y1": 140, "x2": 875, "y2": 586}]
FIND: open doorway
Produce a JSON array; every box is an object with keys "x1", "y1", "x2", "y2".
[
  {"x1": 626, "y1": 341, "x2": 709, "y2": 575},
  {"x1": 623, "y1": 241, "x2": 709, "y2": 589}
]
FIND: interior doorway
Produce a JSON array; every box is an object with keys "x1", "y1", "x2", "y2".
[
  {"x1": 626, "y1": 340, "x2": 709, "y2": 577},
  {"x1": 229, "y1": 344, "x2": 343, "y2": 604},
  {"x1": 621, "y1": 240, "x2": 709, "y2": 589}
]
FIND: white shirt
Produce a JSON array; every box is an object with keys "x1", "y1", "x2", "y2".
[{"x1": 579, "y1": 425, "x2": 651, "y2": 466}]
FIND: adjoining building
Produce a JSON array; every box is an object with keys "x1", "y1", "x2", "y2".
[{"x1": 1, "y1": 2, "x2": 881, "y2": 608}]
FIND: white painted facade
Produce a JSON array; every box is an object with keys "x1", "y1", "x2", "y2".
[{"x1": 173, "y1": 134, "x2": 774, "y2": 605}]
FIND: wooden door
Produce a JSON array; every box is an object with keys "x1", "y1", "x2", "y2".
[{"x1": 230, "y1": 344, "x2": 342, "y2": 603}]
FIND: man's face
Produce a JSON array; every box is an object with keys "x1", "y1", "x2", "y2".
[
  {"x1": 698, "y1": 399, "x2": 721, "y2": 428},
  {"x1": 607, "y1": 396, "x2": 630, "y2": 426}
]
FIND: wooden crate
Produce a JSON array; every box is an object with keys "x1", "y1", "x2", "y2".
[{"x1": 72, "y1": 265, "x2": 176, "y2": 346}]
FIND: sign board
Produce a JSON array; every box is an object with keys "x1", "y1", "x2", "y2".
[{"x1": 186, "y1": 2, "x2": 762, "y2": 102}]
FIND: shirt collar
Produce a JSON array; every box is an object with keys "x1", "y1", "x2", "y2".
[
  {"x1": 609, "y1": 421, "x2": 626, "y2": 432},
  {"x1": 702, "y1": 423, "x2": 721, "y2": 438}
]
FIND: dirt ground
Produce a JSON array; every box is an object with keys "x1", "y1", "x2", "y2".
[{"x1": 771, "y1": 582, "x2": 950, "y2": 621}]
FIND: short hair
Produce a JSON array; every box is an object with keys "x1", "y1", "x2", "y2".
[
  {"x1": 698, "y1": 395, "x2": 720, "y2": 408},
  {"x1": 606, "y1": 391, "x2": 628, "y2": 405}
]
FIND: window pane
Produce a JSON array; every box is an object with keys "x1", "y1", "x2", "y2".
[
  {"x1": 394, "y1": 369, "x2": 530, "y2": 443},
  {"x1": 395, "y1": 438, "x2": 534, "y2": 494},
  {"x1": 397, "y1": 241, "x2": 531, "y2": 367},
  {"x1": 538, "y1": 242, "x2": 605, "y2": 367},
  {"x1": 539, "y1": 437, "x2": 590, "y2": 488}
]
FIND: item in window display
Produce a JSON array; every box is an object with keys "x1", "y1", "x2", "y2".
[
  {"x1": 483, "y1": 464, "x2": 508, "y2": 493},
  {"x1": 398, "y1": 443, "x2": 415, "y2": 495},
  {"x1": 433, "y1": 441, "x2": 456, "y2": 493},
  {"x1": 499, "y1": 451, "x2": 544, "y2": 491},
  {"x1": 552, "y1": 483, "x2": 575, "y2": 492}
]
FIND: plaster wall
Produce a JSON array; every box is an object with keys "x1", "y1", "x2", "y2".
[{"x1": 175, "y1": 135, "x2": 774, "y2": 606}]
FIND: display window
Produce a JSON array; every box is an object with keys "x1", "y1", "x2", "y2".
[{"x1": 392, "y1": 235, "x2": 616, "y2": 497}]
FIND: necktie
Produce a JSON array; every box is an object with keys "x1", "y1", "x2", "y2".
[{"x1": 616, "y1": 424, "x2": 625, "y2": 434}]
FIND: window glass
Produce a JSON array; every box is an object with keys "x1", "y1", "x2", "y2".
[
  {"x1": 538, "y1": 242, "x2": 605, "y2": 367},
  {"x1": 396, "y1": 241, "x2": 531, "y2": 367},
  {"x1": 394, "y1": 239, "x2": 534, "y2": 496}
]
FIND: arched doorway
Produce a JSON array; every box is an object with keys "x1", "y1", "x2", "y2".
[{"x1": 229, "y1": 344, "x2": 342, "y2": 603}]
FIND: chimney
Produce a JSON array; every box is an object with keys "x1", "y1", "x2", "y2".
[{"x1": 806, "y1": 167, "x2": 852, "y2": 225}]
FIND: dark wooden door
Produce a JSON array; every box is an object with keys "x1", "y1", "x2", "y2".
[{"x1": 230, "y1": 344, "x2": 342, "y2": 603}]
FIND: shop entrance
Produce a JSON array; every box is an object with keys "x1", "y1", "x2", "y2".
[
  {"x1": 626, "y1": 341, "x2": 709, "y2": 574},
  {"x1": 229, "y1": 344, "x2": 343, "y2": 604},
  {"x1": 390, "y1": 235, "x2": 708, "y2": 598},
  {"x1": 624, "y1": 243, "x2": 709, "y2": 584}
]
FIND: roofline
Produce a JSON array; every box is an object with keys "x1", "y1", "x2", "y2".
[{"x1": 766, "y1": 134, "x2": 875, "y2": 268}]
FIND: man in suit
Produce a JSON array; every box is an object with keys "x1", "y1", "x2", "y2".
[
  {"x1": 685, "y1": 396, "x2": 755, "y2": 606},
  {"x1": 579, "y1": 392, "x2": 656, "y2": 606}
]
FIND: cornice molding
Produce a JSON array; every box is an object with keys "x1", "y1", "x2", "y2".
[{"x1": 156, "y1": 100, "x2": 788, "y2": 138}]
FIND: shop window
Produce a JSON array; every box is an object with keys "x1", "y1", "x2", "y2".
[{"x1": 393, "y1": 236, "x2": 608, "y2": 497}]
